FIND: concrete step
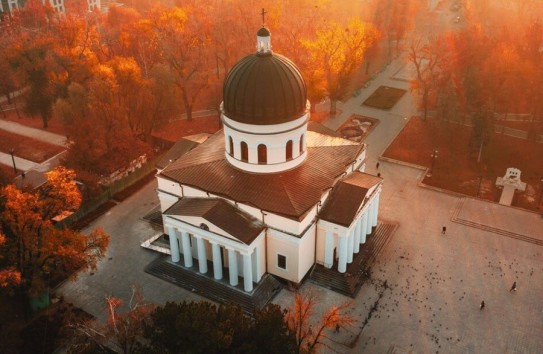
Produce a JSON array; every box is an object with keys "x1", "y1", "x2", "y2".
[
  {"x1": 145, "y1": 256, "x2": 282, "y2": 314},
  {"x1": 310, "y1": 221, "x2": 397, "y2": 297},
  {"x1": 452, "y1": 218, "x2": 543, "y2": 246}
]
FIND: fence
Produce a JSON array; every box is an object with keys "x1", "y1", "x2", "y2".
[
  {"x1": 426, "y1": 111, "x2": 543, "y2": 144},
  {"x1": 56, "y1": 155, "x2": 161, "y2": 229}
]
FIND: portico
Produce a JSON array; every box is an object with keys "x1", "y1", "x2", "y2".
[
  {"x1": 163, "y1": 198, "x2": 265, "y2": 292},
  {"x1": 317, "y1": 173, "x2": 383, "y2": 273}
]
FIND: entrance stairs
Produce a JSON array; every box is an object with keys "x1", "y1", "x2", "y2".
[
  {"x1": 145, "y1": 256, "x2": 283, "y2": 314},
  {"x1": 309, "y1": 221, "x2": 397, "y2": 297}
]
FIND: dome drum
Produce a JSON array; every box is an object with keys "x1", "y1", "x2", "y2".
[{"x1": 223, "y1": 114, "x2": 308, "y2": 173}]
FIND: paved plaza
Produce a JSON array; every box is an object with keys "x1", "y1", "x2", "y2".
[{"x1": 55, "y1": 57, "x2": 543, "y2": 353}]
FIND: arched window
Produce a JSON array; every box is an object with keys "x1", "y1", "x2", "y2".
[
  {"x1": 241, "y1": 142, "x2": 248, "y2": 162},
  {"x1": 258, "y1": 144, "x2": 267, "y2": 164},
  {"x1": 286, "y1": 140, "x2": 293, "y2": 160},
  {"x1": 299, "y1": 134, "x2": 305, "y2": 154},
  {"x1": 228, "y1": 136, "x2": 234, "y2": 156}
]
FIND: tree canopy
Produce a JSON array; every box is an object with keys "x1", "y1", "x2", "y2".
[{"x1": 0, "y1": 167, "x2": 109, "y2": 298}]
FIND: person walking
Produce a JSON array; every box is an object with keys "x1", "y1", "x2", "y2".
[
  {"x1": 442, "y1": 226, "x2": 447, "y2": 235},
  {"x1": 480, "y1": 300, "x2": 485, "y2": 310},
  {"x1": 510, "y1": 281, "x2": 517, "y2": 292},
  {"x1": 376, "y1": 161, "x2": 380, "y2": 170}
]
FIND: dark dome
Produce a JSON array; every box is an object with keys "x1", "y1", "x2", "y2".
[
  {"x1": 223, "y1": 53, "x2": 307, "y2": 125},
  {"x1": 257, "y1": 27, "x2": 270, "y2": 36}
]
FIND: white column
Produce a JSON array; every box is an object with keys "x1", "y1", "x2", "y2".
[
  {"x1": 228, "y1": 249, "x2": 239, "y2": 286},
  {"x1": 211, "y1": 242, "x2": 223, "y2": 280},
  {"x1": 181, "y1": 231, "x2": 193, "y2": 267},
  {"x1": 347, "y1": 228, "x2": 354, "y2": 263},
  {"x1": 167, "y1": 226, "x2": 180, "y2": 263},
  {"x1": 361, "y1": 211, "x2": 368, "y2": 243},
  {"x1": 372, "y1": 193, "x2": 380, "y2": 227},
  {"x1": 354, "y1": 219, "x2": 361, "y2": 253},
  {"x1": 366, "y1": 204, "x2": 373, "y2": 235},
  {"x1": 324, "y1": 231, "x2": 334, "y2": 268},
  {"x1": 255, "y1": 246, "x2": 262, "y2": 283},
  {"x1": 196, "y1": 237, "x2": 208, "y2": 274},
  {"x1": 243, "y1": 253, "x2": 253, "y2": 292},
  {"x1": 368, "y1": 201, "x2": 375, "y2": 231},
  {"x1": 338, "y1": 235, "x2": 348, "y2": 273}
]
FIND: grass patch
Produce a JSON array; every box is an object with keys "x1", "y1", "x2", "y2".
[
  {"x1": 0, "y1": 129, "x2": 65, "y2": 163},
  {"x1": 363, "y1": 86, "x2": 406, "y2": 110},
  {"x1": 383, "y1": 117, "x2": 543, "y2": 210}
]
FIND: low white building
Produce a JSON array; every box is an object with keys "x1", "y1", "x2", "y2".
[
  {"x1": 0, "y1": 0, "x2": 100, "y2": 14},
  {"x1": 153, "y1": 26, "x2": 383, "y2": 293}
]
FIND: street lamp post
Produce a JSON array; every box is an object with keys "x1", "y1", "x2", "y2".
[
  {"x1": 426, "y1": 149, "x2": 438, "y2": 177},
  {"x1": 9, "y1": 148, "x2": 17, "y2": 174}
]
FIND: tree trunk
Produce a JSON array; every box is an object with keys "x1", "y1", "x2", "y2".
[
  {"x1": 181, "y1": 89, "x2": 193, "y2": 121},
  {"x1": 329, "y1": 99, "x2": 337, "y2": 116},
  {"x1": 477, "y1": 138, "x2": 483, "y2": 163},
  {"x1": 40, "y1": 110, "x2": 49, "y2": 129},
  {"x1": 422, "y1": 91, "x2": 428, "y2": 121}
]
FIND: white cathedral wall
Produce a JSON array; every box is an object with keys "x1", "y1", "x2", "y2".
[
  {"x1": 266, "y1": 225, "x2": 316, "y2": 283},
  {"x1": 297, "y1": 223, "x2": 317, "y2": 281},
  {"x1": 353, "y1": 149, "x2": 367, "y2": 172},
  {"x1": 182, "y1": 185, "x2": 209, "y2": 197},
  {"x1": 266, "y1": 229, "x2": 301, "y2": 283},
  {"x1": 158, "y1": 190, "x2": 179, "y2": 213},
  {"x1": 157, "y1": 177, "x2": 183, "y2": 197},
  {"x1": 315, "y1": 226, "x2": 331, "y2": 265},
  {"x1": 254, "y1": 233, "x2": 267, "y2": 281}
]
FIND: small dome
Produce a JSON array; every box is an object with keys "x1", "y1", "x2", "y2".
[
  {"x1": 257, "y1": 27, "x2": 270, "y2": 37},
  {"x1": 222, "y1": 53, "x2": 307, "y2": 125}
]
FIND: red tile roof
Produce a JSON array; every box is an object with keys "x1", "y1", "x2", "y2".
[
  {"x1": 160, "y1": 130, "x2": 364, "y2": 220},
  {"x1": 165, "y1": 198, "x2": 264, "y2": 245},
  {"x1": 319, "y1": 172, "x2": 382, "y2": 227}
]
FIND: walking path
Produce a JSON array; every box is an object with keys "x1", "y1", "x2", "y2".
[
  {"x1": 0, "y1": 152, "x2": 37, "y2": 172},
  {"x1": 0, "y1": 115, "x2": 67, "y2": 177},
  {"x1": 0, "y1": 119, "x2": 67, "y2": 147}
]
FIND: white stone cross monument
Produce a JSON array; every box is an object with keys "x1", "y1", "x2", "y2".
[{"x1": 495, "y1": 168, "x2": 526, "y2": 206}]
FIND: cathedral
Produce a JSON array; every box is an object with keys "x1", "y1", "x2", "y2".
[{"x1": 152, "y1": 26, "x2": 382, "y2": 293}]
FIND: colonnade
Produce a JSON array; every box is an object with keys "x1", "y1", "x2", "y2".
[
  {"x1": 166, "y1": 226, "x2": 257, "y2": 292},
  {"x1": 323, "y1": 192, "x2": 380, "y2": 273}
]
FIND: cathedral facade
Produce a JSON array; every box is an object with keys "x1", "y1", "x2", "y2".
[{"x1": 153, "y1": 26, "x2": 382, "y2": 293}]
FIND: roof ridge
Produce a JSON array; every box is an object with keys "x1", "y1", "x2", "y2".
[{"x1": 278, "y1": 176, "x2": 300, "y2": 215}]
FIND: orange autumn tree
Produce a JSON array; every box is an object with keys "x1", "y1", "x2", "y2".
[
  {"x1": 0, "y1": 167, "x2": 109, "y2": 299},
  {"x1": 153, "y1": 6, "x2": 211, "y2": 121},
  {"x1": 303, "y1": 18, "x2": 379, "y2": 115},
  {"x1": 284, "y1": 291, "x2": 354, "y2": 354}
]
